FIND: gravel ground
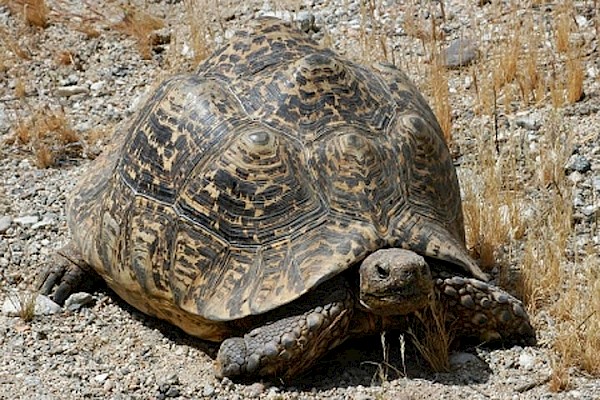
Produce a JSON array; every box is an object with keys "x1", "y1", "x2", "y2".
[{"x1": 1, "y1": 0, "x2": 599, "y2": 399}]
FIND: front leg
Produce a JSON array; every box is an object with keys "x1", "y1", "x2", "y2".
[
  {"x1": 436, "y1": 277, "x2": 536, "y2": 346},
  {"x1": 215, "y1": 281, "x2": 354, "y2": 380}
]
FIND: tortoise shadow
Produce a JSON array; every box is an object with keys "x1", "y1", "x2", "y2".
[{"x1": 105, "y1": 288, "x2": 493, "y2": 390}]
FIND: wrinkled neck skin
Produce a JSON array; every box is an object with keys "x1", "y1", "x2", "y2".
[{"x1": 348, "y1": 308, "x2": 412, "y2": 337}]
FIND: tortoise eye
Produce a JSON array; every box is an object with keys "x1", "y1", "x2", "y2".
[{"x1": 376, "y1": 264, "x2": 390, "y2": 280}]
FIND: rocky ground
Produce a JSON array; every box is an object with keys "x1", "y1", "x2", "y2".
[{"x1": 1, "y1": 0, "x2": 599, "y2": 399}]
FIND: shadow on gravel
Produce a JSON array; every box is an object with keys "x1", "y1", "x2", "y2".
[
  {"x1": 286, "y1": 335, "x2": 493, "y2": 390},
  {"x1": 104, "y1": 288, "x2": 494, "y2": 390}
]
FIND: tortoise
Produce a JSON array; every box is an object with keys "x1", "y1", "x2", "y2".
[{"x1": 41, "y1": 18, "x2": 535, "y2": 380}]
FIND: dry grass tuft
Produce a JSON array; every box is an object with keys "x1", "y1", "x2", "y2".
[
  {"x1": 549, "y1": 256, "x2": 600, "y2": 385},
  {"x1": 11, "y1": 107, "x2": 81, "y2": 168},
  {"x1": 429, "y1": 59, "x2": 452, "y2": 143},
  {"x1": 462, "y1": 131, "x2": 527, "y2": 270},
  {"x1": 408, "y1": 299, "x2": 452, "y2": 373},
  {"x1": 114, "y1": 6, "x2": 164, "y2": 60},
  {"x1": 3, "y1": 0, "x2": 49, "y2": 28},
  {"x1": 185, "y1": 0, "x2": 218, "y2": 64},
  {"x1": 519, "y1": 114, "x2": 572, "y2": 311},
  {"x1": 0, "y1": 26, "x2": 31, "y2": 59},
  {"x1": 4, "y1": 290, "x2": 38, "y2": 322},
  {"x1": 565, "y1": 56, "x2": 584, "y2": 103},
  {"x1": 366, "y1": 332, "x2": 403, "y2": 384}
]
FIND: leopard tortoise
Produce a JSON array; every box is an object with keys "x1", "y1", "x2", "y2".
[{"x1": 41, "y1": 18, "x2": 535, "y2": 380}]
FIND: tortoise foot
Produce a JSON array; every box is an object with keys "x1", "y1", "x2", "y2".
[
  {"x1": 215, "y1": 282, "x2": 353, "y2": 380},
  {"x1": 437, "y1": 277, "x2": 536, "y2": 346},
  {"x1": 38, "y1": 242, "x2": 100, "y2": 305}
]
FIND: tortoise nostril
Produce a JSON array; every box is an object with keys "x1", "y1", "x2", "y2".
[{"x1": 375, "y1": 264, "x2": 389, "y2": 280}]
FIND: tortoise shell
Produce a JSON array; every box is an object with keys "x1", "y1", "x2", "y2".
[{"x1": 66, "y1": 18, "x2": 484, "y2": 335}]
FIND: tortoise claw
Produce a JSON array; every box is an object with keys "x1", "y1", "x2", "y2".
[{"x1": 38, "y1": 242, "x2": 99, "y2": 306}]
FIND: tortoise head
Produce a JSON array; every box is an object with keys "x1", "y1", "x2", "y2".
[{"x1": 358, "y1": 248, "x2": 434, "y2": 316}]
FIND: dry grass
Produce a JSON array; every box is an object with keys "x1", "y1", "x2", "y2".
[
  {"x1": 114, "y1": 6, "x2": 164, "y2": 60},
  {"x1": 0, "y1": 25, "x2": 31, "y2": 60},
  {"x1": 10, "y1": 106, "x2": 81, "y2": 168},
  {"x1": 365, "y1": 332, "x2": 404, "y2": 384},
  {"x1": 2, "y1": 0, "x2": 49, "y2": 28},
  {"x1": 408, "y1": 300, "x2": 452, "y2": 373},
  {"x1": 184, "y1": 0, "x2": 220, "y2": 64},
  {"x1": 3, "y1": 290, "x2": 38, "y2": 322}
]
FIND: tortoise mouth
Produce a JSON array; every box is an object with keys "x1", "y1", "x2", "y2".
[{"x1": 359, "y1": 291, "x2": 432, "y2": 316}]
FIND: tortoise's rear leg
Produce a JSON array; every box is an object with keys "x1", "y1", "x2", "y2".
[
  {"x1": 39, "y1": 242, "x2": 101, "y2": 305},
  {"x1": 436, "y1": 277, "x2": 536, "y2": 346}
]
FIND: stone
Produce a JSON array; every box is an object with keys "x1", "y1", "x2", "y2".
[
  {"x1": 518, "y1": 352, "x2": 536, "y2": 370},
  {"x1": 566, "y1": 154, "x2": 591, "y2": 173},
  {"x1": 93, "y1": 373, "x2": 109, "y2": 383},
  {"x1": 442, "y1": 38, "x2": 479, "y2": 68},
  {"x1": 515, "y1": 114, "x2": 542, "y2": 131},
  {"x1": 31, "y1": 215, "x2": 56, "y2": 230},
  {"x1": 0, "y1": 215, "x2": 12, "y2": 233},
  {"x1": 13, "y1": 215, "x2": 39, "y2": 226},
  {"x1": 592, "y1": 176, "x2": 600, "y2": 192},
  {"x1": 56, "y1": 85, "x2": 89, "y2": 97},
  {"x1": 90, "y1": 81, "x2": 105, "y2": 92},
  {"x1": 202, "y1": 384, "x2": 215, "y2": 397},
  {"x1": 582, "y1": 205, "x2": 598, "y2": 218},
  {"x1": 243, "y1": 382, "x2": 266, "y2": 398},
  {"x1": 64, "y1": 292, "x2": 94, "y2": 311}
]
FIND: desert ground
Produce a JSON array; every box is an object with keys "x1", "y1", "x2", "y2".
[{"x1": 1, "y1": 0, "x2": 599, "y2": 399}]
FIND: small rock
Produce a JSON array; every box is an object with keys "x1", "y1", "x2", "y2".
[
  {"x1": 0, "y1": 105, "x2": 9, "y2": 133},
  {"x1": 31, "y1": 216, "x2": 56, "y2": 230},
  {"x1": 2, "y1": 293, "x2": 61, "y2": 317},
  {"x1": 103, "y1": 379, "x2": 115, "y2": 392},
  {"x1": 442, "y1": 38, "x2": 478, "y2": 68},
  {"x1": 165, "y1": 387, "x2": 180, "y2": 397},
  {"x1": 202, "y1": 384, "x2": 215, "y2": 397},
  {"x1": 353, "y1": 393, "x2": 375, "y2": 400},
  {"x1": 13, "y1": 215, "x2": 39, "y2": 226},
  {"x1": 566, "y1": 154, "x2": 592, "y2": 173},
  {"x1": 243, "y1": 382, "x2": 266, "y2": 398},
  {"x1": 65, "y1": 292, "x2": 94, "y2": 311},
  {"x1": 582, "y1": 205, "x2": 598, "y2": 218},
  {"x1": 568, "y1": 171, "x2": 584, "y2": 184},
  {"x1": 518, "y1": 352, "x2": 536, "y2": 370},
  {"x1": 575, "y1": 15, "x2": 588, "y2": 28},
  {"x1": 90, "y1": 81, "x2": 105, "y2": 92},
  {"x1": 592, "y1": 176, "x2": 600, "y2": 192},
  {"x1": 94, "y1": 373, "x2": 109, "y2": 383},
  {"x1": 56, "y1": 85, "x2": 89, "y2": 97},
  {"x1": 515, "y1": 114, "x2": 542, "y2": 131},
  {"x1": 0, "y1": 215, "x2": 12, "y2": 233},
  {"x1": 450, "y1": 352, "x2": 480, "y2": 367}
]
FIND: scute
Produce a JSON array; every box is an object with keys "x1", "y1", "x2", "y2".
[{"x1": 68, "y1": 17, "x2": 485, "y2": 328}]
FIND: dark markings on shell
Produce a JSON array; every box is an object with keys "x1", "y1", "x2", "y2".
[{"x1": 66, "y1": 17, "x2": 484, "y2": 327}]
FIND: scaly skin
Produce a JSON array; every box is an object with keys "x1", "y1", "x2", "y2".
[{"x1": 215, "y1": 278, "x2": 353, "y2": 379}]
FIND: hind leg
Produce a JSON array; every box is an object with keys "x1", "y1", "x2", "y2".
[
  {"x1": 436, "y1": 277, "x2": 536, "y2": 346},
  {"x1": 38, "y1": 242, "x2": 101, "y2": 305}
]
